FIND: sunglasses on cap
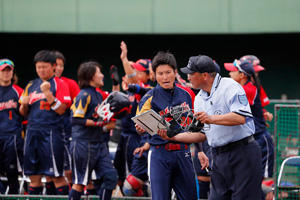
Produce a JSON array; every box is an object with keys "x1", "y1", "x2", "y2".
[
  {"x1": 0, "y1": 59, "x2": 14, "y2": 68},
  {"x1": 233, "y1": 59, "x2": 251, "y2": 76}
]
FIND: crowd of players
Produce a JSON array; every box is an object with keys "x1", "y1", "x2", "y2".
[{"x1": 0, "y1": 41, "x2": 275, "y2": 200}]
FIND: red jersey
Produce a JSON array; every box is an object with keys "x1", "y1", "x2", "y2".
[
  {"x1": 60, "y1": 76, "x2": 80, "y2": 102},
  {"x1": 260, "y1": 86, "x2": 270, "y2": 107}
]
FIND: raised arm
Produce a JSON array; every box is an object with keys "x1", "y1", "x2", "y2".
[{"x1": 120, "y1": 41, "x2": 137, "y2": 84}]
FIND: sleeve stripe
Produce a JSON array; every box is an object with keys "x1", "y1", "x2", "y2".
[
  {"x1": 233, "y1": 110, "x2": 253, "y2": 118},
  {"x1": 136, "y1": 96, "x2": 152, "y2": 115}
]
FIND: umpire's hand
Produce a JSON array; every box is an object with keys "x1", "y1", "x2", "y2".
[
  {"x1": 198, "y1": 151, "x2": 209, "y2": 170},
  {"x1": 195, "y1": 111, "x2": 213, "y2": 124}
]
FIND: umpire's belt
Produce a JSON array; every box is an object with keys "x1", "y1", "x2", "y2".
[
  {"x1": 155, "y1": 143, "x2": 188, "y2": 151},
  {"x1": 213, "y1": 135, "x2": 254, "y2": 154}
]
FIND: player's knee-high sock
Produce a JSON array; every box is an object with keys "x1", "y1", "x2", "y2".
[
  {"x1": 0, "y1": 181, "x2": 6, "y2": 194},
  {"x1": 99, "y1": 188, "x2": 113, "y2": 200},
  {"x1": 56, "y1": 185, "x2": 69, "y2": 195},
  {"x1": 45, "y1": 181, "x2": 56, "y2": 195},
  {"x1": 68, "y1": 189, "x2": 82, "y2": 200},
  {"x1": 93, "y1": 181, "x2": 112, "y2": 200},
  {"x1": 28, "y1": 186, "x2": 43, "y2": 195},
  {"x1": 7, "y1": 174, "x2": 20, "y2": 194}
]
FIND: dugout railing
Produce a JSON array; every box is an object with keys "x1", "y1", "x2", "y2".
[
  {"x1": 274, "y1": 104, "x2": 300, "y2": 199},
  {"x1": 0, "y1": 195, "x2": 152, "y2": 200}
]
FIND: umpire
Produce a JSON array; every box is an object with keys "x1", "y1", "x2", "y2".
[{"x1": 180, "y1": 55, "x2": 263, "y2": 199}]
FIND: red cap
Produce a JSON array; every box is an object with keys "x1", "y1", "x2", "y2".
[
  {"x1": 224, "y1": 63, "x2": 238, "y2": 72},
  {"x1": 0, "y1": 59, "x2": 14, "y2": 71},
  {"x1": 131, "y1": 59, "x2": 151, "y2": 72},
  {"x1": 253, "y1": 65, "x2": 265, "y2": 72}
]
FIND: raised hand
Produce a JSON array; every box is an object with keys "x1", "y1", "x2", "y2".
[{"x1": 120, "y1": 41, "x2": 128, "y2": 61}]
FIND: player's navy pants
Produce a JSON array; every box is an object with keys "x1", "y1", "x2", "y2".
[
  {"x1": 209, "y1": 137, "x2": 262, "y2": 200},
  {"x1": 130, "y1": 148, "x2": 148, "y2": 181},
  {"x1": 254, "y1": 129, "x2": 274, "y2": 178},
  {"x1": 71, "y1": 140, "x2": 118, "y2": 188},
  {"x1": 113, "y1": 133, "x2": 141, "y2": 182},
  {"x1": 0, "y1": 133, "x2": 23, "y2": 194},
  {"x1": 24, "y1": 127, "x2": 64, "y2": 177},
  {"x1": 149, "y1": 144, "x2": 197, "y2": 200}
]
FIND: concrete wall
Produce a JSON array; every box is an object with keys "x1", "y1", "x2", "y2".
[{"x1": 1, "y1": 0, "x2": 300, "y2": 34}]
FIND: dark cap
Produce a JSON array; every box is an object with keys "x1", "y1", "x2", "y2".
[
  {"x1": 240, "y1": 55, "x2": 265, "y2": 72},
  {"x1": 180, "y1": 55, "x2": 216, "y2": 74},
  {"x1": 213, "y1": 60, "x2": 221, "y2": 73},
  {"x1": 224, "y1": 60, "x2": 255, "y2": 76}
]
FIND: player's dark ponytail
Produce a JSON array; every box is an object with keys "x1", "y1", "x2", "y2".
[{"x1": 251, "y1": 73, "x2": 261, "y2": 94}]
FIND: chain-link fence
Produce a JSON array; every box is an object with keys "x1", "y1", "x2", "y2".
[
  {"x1": 265, "y1": 100, "x2": 300, "y2": 136},
  {"x1": 274, "y1": 104, "x2": 300, "y2": 199}
]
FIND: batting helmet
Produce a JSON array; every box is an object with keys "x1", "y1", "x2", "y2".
[{"x1": 97, "y1": 91, "x2": 131, "y2": 121}]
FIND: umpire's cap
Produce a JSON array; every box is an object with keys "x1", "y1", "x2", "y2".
[{"x1": 181, "y1": 55, "x2": 216, "y2": 74}]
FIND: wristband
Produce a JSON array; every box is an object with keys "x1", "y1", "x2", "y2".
[
  {"x1": 126, "y1": 72, "x2": 136, "y2": 78},
  {"x1": 51, "y1": 98, "x2": 61, "y2": 110},
  {"x1": 50, "y1": 99, "x2": 56, "y2": 107}
]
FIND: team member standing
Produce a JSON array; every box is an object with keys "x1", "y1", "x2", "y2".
[
  {"x1": 238, "y1": 56, "x2": 272, "y2": 118},
  {"x1": 238, "y1": 55, "x2": 273, "y2": 122},
  {"x1": 225, "y1": 56, "x2": 274, "y2": 179},
  {"x1": 53, "y1": 50, "x2": 80, "y2": 191},
  {"x1": 170, "y1": 55, "x2": 263, "y2": 199},
  {"x1": 19, "y1": 50, "x2": 71, "y2": 195},
  {"x1": 224, "y1": 60, "x2": 275, "y2": 185},
  {"x1": 0, "y1": 59, "x2": 23, "y2": 194},
  {"x1": 69, "y1": 61, "x2": 118, "y2": 200},
  {"x1": 135, "y1": 51, "x2": 197, "y2": 200},
  {"x1": 114, "y1": 41, "x2": 151, "y2": 195}
]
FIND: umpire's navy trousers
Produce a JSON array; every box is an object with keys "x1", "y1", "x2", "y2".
[{"x1": 209, "y1": 136, "x2": 263, "y2": 200}]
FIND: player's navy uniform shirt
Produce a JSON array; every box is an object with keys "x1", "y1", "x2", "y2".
[
  {"x1": 20, "y1": 76, "x2": 71, "y2": 129},
  {"x1": 243, "y1": 81, "x2": 266, "y2": 133},
  {"x1": 122, "y1": 82, "x2": 150, "y2": 135},
  {"x1": 0, "y1": 84, "x2": 23, "y2": 134},
  {"x1": 137, "y1": 83, "x2": 195, "y2": 145},
  {"x1": 71, "y1": 86, "x2": 107, "y2": 142}
]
